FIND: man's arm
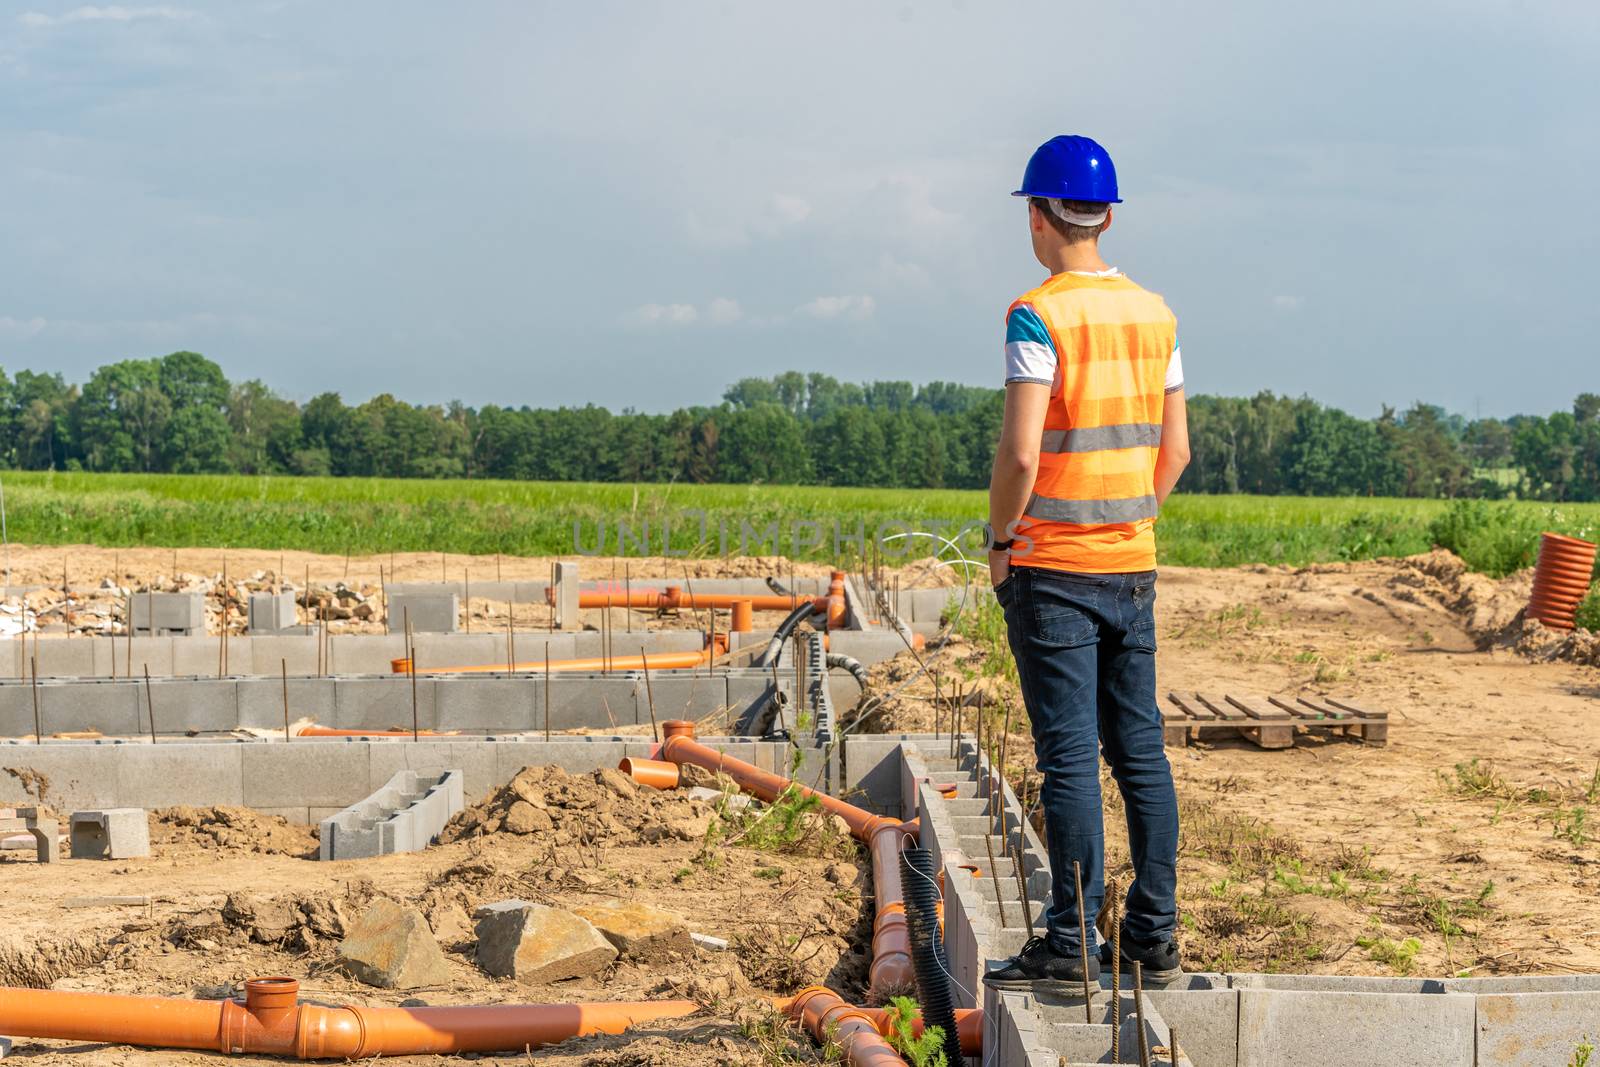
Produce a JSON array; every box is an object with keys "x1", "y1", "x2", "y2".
[
  {"x1": 1153, "y1": 388, "x2": 1190, "y2": 505},
  {"x1": 988, "y1": 381, "x2": 1050, "y2": 585}
]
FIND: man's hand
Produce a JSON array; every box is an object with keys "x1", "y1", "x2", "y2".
[{"x1": 989, "y1": 548, "x2": 1011, "y2": 588}]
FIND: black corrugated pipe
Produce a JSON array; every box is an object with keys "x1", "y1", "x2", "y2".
[
  {"x1": 826, "y1": 652, "x2": 870, "y2": 691},
  {"x1": 758, "y1": 601, "x2": 824, "y2": 668},
  {"x1": 899, "y1": 846, "x2": 963, "y2": 1067}
]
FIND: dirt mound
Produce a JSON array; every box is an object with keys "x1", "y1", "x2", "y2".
[
  {"x1": 1386, "y1": 550, "x2": 1599, "y2": 665},
  {"x1": 165, "y1": 888, "x2": 364, "y2": 953},
  {"x1": 0, "y1": 934, "x2": 108, "y2": 988},
  {"x1": 440, "y1": 765, "x2": 713, "y2": 847},
  {"x1": 151, "y1": 805, "x2": 319, "y2": 856}
]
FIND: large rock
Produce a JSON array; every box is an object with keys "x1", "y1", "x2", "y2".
[
  {"x1": 473, "y1": 900, "x2": 617, "y2": 983},
  {"x1": 336, "y1": 898, "x2": 452, "y2": 990},
  {"x1": 571, "y1": 902, "x2": 691, "y2": 961}
]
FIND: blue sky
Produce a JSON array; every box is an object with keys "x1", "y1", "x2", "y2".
[{"x1": 1, "y1": 1, "x2": 1595, "y2": 417}]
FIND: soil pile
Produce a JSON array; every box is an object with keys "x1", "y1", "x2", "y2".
[
  {"x1": 1386, "y1": 550, "x2": 1600, "y2": 666},
  {"x1": 151, "y1": 806, "x2": 319, "y2": 856},
  {"x1": 165, "y1": 888, "x2": 365, "y2": 953},
  {"x1": 440, "y1": 765, "x2": 714, "y2": 847}
]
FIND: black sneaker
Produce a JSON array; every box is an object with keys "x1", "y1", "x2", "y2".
[
  {"x1": 984, "y1": 936, "x2": 1101, "y2": 992},
  {"x1": 1099, "y1": 932, "x2": 1182, "y2": 985}
]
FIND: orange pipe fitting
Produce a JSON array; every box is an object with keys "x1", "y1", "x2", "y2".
[
  {"x1": 657, "y1": 732, "x2": 898, "y2": 843},
  {"x1": 617, "y1": 757, "x2": 680, "y2": 790},
  {"x1": 1529, "y1": 531, "x2": 1598, "y2": 631},
  {"x1": 0, "y1": 977, "x2": 701, "y2": 1059},
  {"x1": 731, "y1": 599, "x2": 754, "y2": 633},
  {"x1": 660, "y1": 718, "x2": 697, "y2": 742},
  {"x1": 826, "y1": 570, "x2": 848, "y2": 629},
  {"x1": 787, "y1": 987, "x2": 907, "y2": 1067},
  {"x1": 867, "y1": 820, "x2": 917, "y2": 1001}
]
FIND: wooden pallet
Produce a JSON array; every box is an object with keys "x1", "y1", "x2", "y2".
[{"x1": 1161, "y1": 691, "x2": 1388, "y2": 749}]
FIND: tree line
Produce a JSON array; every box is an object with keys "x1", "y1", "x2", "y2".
[{"x1": 3, "y1": 352, "x2": 1599, "y2": 500}]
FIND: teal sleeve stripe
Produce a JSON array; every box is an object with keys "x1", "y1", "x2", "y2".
[{"x1": 1005, "y1": 304, "x2": 1055, "y2": 351}]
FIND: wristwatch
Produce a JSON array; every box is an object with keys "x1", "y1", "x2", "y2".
[{"x1": 990, "y1": 538, "x2": 1016, "y2": 552}]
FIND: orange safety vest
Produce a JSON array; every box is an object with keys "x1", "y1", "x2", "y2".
[{"x1": 1008, "y1": 271, "x2": 1177, "y2": 574}]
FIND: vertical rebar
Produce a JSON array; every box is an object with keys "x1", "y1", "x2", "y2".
[
  {"x1": 304, "y1": 566, "x2": 310, "y2": 635},
  {"x1": 951, "y1": 698, "x2": 962, "y2": 759},
  {"x1": 405, "y1": 609, "x2": 418, "y2": 742},
  {"x1": 507, "y1": 611, "x2": 515, "y2": 673},
  {"x1": 543, "y1": 646, "x2": 551, "y2": 741},
  {"x1": 1019, "y1": 765, "x2": 1033, "y2": 836},
  {"x1": 30, "y1": 653, "x2": 40, "y2": 745},
  {"x1": 1011, "y1": 842, "x2": 1033, "y2": 934},
  {"x1": 125, "y1": 589, "x2": 133, "y2": 679},
  {"x1": 1134, "y1": 961, "x2": 1150, "y2": 1067},
  {"x1": 281, "y1": 658, "x2": 290, "y2": 742},
  {"x1": 143, "y1": 663, "x2": 155, "y2": 744},
  {"x1": 641, "y1": 648, "x2": 659, "y2": 744},
  {"x1": 984, "y1": 834, "x2": 1008, "y2": 927},
  {"x1": 464, "y1": 567, "x2": 470, "y2": 634},
  {"x1": 1168, "y1": 1026, "x2": 1179, "y2": 1067},
  {"x1": 1074, "y1": 860, "x2": 1093, "y2": 1022},
  {"x1": 1111, "y1": 882, "x2": 1122, "y2": 1063}
]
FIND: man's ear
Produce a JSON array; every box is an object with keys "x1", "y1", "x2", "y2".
[
  {"x1": 1102, "y1": 207, "x2": 1113, "y2": 233},
  {"x1": 1028, "y1": 202, "x2": 1045, "y2": 234}
]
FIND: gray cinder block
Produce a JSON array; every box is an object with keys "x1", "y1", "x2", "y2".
[
  {"x1": 319, "y1": 768, "x2": 464, "y2": 860},
  {"x1": 69, "y1": 807, "x2": 150, "y2": 859},
  {"x1": 129, "y1": 592, "x2": 204, "y2": 636},
  {"x1": 1476, "y1": 991, "x2": 1600, "y2": 1065},
  {"x1": 248, "y1": 592, "x2": 299, "y2": 633},
  {"x1": 387, "y1": 593, "x2": 458, "y2": 634},
  {"x1": 1235, "y1": 988, "x2": 1474, "y2": 1067},
  {"x1": 552, "y1": 562, "x2": 580, "y2": 631}
]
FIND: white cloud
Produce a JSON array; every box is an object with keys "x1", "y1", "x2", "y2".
[
  {"x1": 770, "y1": 194, "x2": 811, "y2": 226},
  {"x1": 18, "y1": 6, "x2": 193, "y2": 27},
  {"x1": 798, "y1": 295, "x2": 876, "y2": 322},
  {"x1": 624, "y1": 297, "x2": 746, "y2": 328},
  {"x1": 683, "y1": 192, "x2": 813, "y2": 250},
  {"x1": 0, "y1": 316, "x2": 48, "y2": 339},
  {"x1": 1273, "y1": 294, "x2": 1305, "y2": 311},
  {"x1": 624, "y1": 302, "x2": 699, "y2": 327}
]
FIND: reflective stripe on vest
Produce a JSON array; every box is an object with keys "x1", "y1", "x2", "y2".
[
  {"x1": 1040, "y1": 422, "x2": 1162, "y2": 454},
  {"x1": 1025, "y1": 492, "x2": 1160, "y2": 525}
]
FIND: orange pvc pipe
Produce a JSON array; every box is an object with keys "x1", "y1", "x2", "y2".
[
  {"x1": 860, "y1": 1006, "x2": 982, "y2": 1056},
  {"x1": 573, "y1": 587, "x2": 821, "y2": 612},
  {"x1": 296, "y1": 725, "x2": 455, "y2": 738},
  {"x1": 0, "y1": 978, "x2": 701, "y2": 1059},
  {"x1": 389, "y1": 644, "x2": 722, "y2": 675},
  {"x1": 656, "y1": 724, "x2": 898, "y2": 842},
  {"x1": 618, "y1": 757, "x2": 680, "y2": 790},
  {"x1": 867, "y1": 820, "x2": 916, "y2": 1001},
  {"x1": 787, "y1": 987, "x2": 907, "y2": 1067},
  {"x1": 731, "y1": 599, "x2": 754, "y2": 633}
]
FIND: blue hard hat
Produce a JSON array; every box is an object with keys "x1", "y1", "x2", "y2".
[{"x1": 1012, "y1": 135, "x2": 1121, "y2": 203}]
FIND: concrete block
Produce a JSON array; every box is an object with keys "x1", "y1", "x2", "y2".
[
  {"x1": 249, "y1": 635, "x2": 321, "y2": 677},
  {"x1": 237, "y1": 677, "x2": 336, "y2": 731},
  {"x1": 0, "y1": 684, "x2": 38, "y2": 738},
  {"x1": 320, "y1": 768, "x2": 464, "y2": 860},
  {"x1": 248, "y1": 592, "x2": 298, "y2": 633},
  {"x1": 115, "y1": 743, "x2": 245, "y2": 808},
  {"x1": 147, "y1": 678, "x2": 239, "y2": 734},
  {"x1": 545, "y1": 676, "x2": 640, "y2": 731},
  {"x1": 0, "y1": 742, "x2": 126, "y2": 809},
  {"x1": 462, "y1": 580, "x2": 516, "y2": 603},
  {"x1": 31, "y1": 640, "x2": 98, "y2": 678},
  {"x1": 828, "y1": 630, "x2": 915, "y2": 666},
  {"x1": 844, "y1": 735, "x2": 911, "y2": 819},
  {"x1": 368, "y1": 740, "x2": 500, "y2": 807},
  {"x1": 512, "y1": 582, "x2": 549, "y2": 603},
  {"x1": 171, "y1": 638, "x2": 231, "y2": 676},
  {"x1": 387, "y1": 592, "x2": 458, "y2": 634},
  {"x1": 1145, "y1": 986, "x2": 1238, "y2": 1067},
  {"x1": 40, "y1": 680, "x2": 144, "y2": 736},
  {"x1": 328, "y1": 634, "x2": 408, "y2": 675},
  {"x1": 129, "y1": 592, "x2": 204, "y2": 635},
  {"x1": 552, "y1": 562, "x2": 580, "y2": 630},
  {"x1": 1476, "y1": 990, "x2": 1600, "y2": 1064},
  {"x1": 434, "y1": 677, "x2": 538, "y2": 732},
  {"x1": 69, "y1": 807, "x2": 150, "y2": 859},
  {"x1": 505, "y1": 633, "x2": 579, "y2": 666},
  {"x1": 1236, "y1": 988, "x2": 1474, "y2": 1066},
  {"x1": 410, "y1": 633, "x2": 501, "y2": 671},
  {"x1": 334, "y1": 677, "x2": 437, "y2": 732},
  {"x1": 634, "y1": 674, "x2": 727, "y2": 722},
  {"x1": 242, "y1": 741, "x2": 371, "y2": 808},
  {"x1": 90, "y1": 636, "x2": 162, "y2": 678}
]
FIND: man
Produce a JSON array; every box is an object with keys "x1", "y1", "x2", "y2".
[{"x1": 982, "y1": 135, "x2": 1190, "y2": 991}]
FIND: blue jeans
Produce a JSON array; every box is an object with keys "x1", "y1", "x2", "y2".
[{"x1": 995, "y1": 564, "x2": 1179, "y2": 954}]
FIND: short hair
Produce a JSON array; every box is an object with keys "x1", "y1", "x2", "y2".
[{"x1": 1029, "y1": 196, "x2": 1110, "y2": 243}]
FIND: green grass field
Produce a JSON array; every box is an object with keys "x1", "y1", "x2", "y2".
[{"x1": 2, "y1": 471, "x2": 1598, "y2": 576}]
